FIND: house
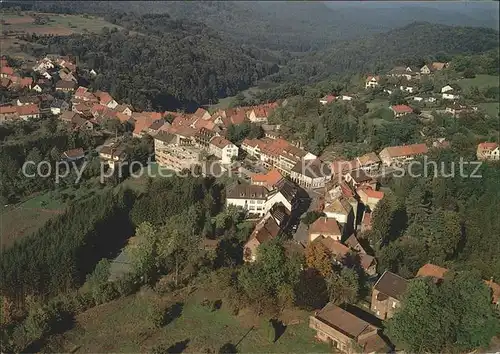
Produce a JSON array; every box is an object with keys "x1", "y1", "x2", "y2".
[
  {"x1": 365, "y1": 75, "x2": 380, "y2": 89},
  {"x1": 62, "y1": 148, "x2": 85, "y2": 161},
  {"x1": 378, "y1": 143, "x2": 428, "y2": 166},
  {"x1": 131, "y1": 112, "x2": 162, "y2": 137},
  {"x1": 0, "y1": 66, "x2": 14, "y2": 78},
  {"x1": 71, "y1": 115, "x2": 94, "y2": 131},
  {"x1": 251, "y1": 168, "x2": 284, "y2": 189},
  {"x1": 476, "y1": 142, "x2": 499, "y2": 161},
  {"x1": 341, "y1": 94, "x2": 354, "y2": 101},
  {"x1": 16, "y1": 104, "x2": 40, "y2": 120},
  {"x1": 323, "y1": 196, "x2": 354, "y2": 226},
  {"x1": 246, "y1": 103, "x2": 277, "y2": 124},
  {"x1": 58, "y1": 69, "x2": 77, "y2": 82},
  {"x1": 33, "y1": 58, "x2": 55, "y2": 72},
  {"x1": 390, "y1": 104, "x2": 413, "y2": 118},
  {"x1": 388, "y1": 66, "x2": 417, "y2": 80},
  {"x1": 95, "y1": 90, "x2": 118, "y2": 109},
  {"x1": 441, "y1": 84, "x2": 460, "y2": 100},
  {"x1": 399, "y1": 85, "x2": 414, "y2": 94},
  {"x1": 243, "y1": 205, "x2": 289, "y2": 262},
  {"x1": 361, "y1": 210, "x2": 372, "y2": 233},
  {"x1": 90, "y1": 69, "x2": 97, "y2": 76},
  {"x1": 16, "y1": 96, "x2": 39, "y2": 106},
  {"x1": 147, "y1": 119, "x2": 168, "y2": 136},
  {"x1": 60, "y1": 111, "x2": 80, "y2": 123},
  {"x1": 420, "y1": 64, "x2": 434, "y2": 75},
  {"x1": 432, "y1": 62, "x2": 448, "y2": 71},
  {"x1": 413, "y1": 96, "x2": 423, "y2": 102},
  {"x1": 345, "y1": 234, "x2": 367, "y2": 254},
  {"x1": 308, "y1": 217, "x2": 342, "y2": 243},
  {"x1": 209, "y1": 136, "x2": 239, "y2": 164},
  {"x1": 432, "y1": 138, "x2": 450, "y2": 149},
  {"x1": 356, "y1": 187, "x2": 384, "y2": 211},
  {"x1": 264, "y1": 178, "x2": 299, "y2": 214},
  {"x1": 55, "y1": 80, "x2": 77, "y2": 92},
  {"x1": 32, "y1": 84, "x2": 43, "y2": 93},
  {"x1": 226, "y1": 184, "x2": 269, "y2": 217},
  {"x1": 310, "y1": 303, "x2": 390, "y2": 353},
  {"x1": 114, "y1": 104, "x2": 133, "y2": 116},
  {"x1": 0, "y1": 105, "x2": 18, "y2": 123},
  {"x1": 99, "y1": 143, "x2": 128, "y2": 170},
  {"x1": 371, "y1": 271, "x2": 408, "y2": 319},
  {"x1": 193, "y1": 107, "x2": 211, "y2": 120},
  {"x1": 343, "y1": 169, "x2": 376, "y2": 190},
  {"x1": 357, "y1": 152, "x2": 381, "y2": 172},
  {"x1": 319, "y1": 95, "x2": 336, "y2": 105},
  {"x1": 445, "y1": 103, "x2": 468, "y2": 117},
  {"x1": 290, "y1": 158, "x2": 332, "y2": 189}
]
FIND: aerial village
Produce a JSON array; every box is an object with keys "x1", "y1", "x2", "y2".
[{"x1": 1, "y1": 55, "x2": 499, "y2": 353}]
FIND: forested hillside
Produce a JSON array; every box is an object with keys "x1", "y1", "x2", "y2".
[
  {"x1": 10, "y1": 1, "x2": 499, "y2": 52},
  {"x1": 24, "y1": 13, "x2": 278, "y2": 111},
  {"x1": 271, "y1": 22, "x2": 500, "y2": 84}
]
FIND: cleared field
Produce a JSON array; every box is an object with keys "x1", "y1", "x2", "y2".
[
  {"x1": 1, "y1": 12, "x2": 121, "y2": 35},
  {"x1": 458, "y1": 74, "x2": 499, "y2": 90},
  {"x1": 0, "y1": 193, "x2": 65, "y2": 250},
  {"x1": 43, "y1": 291, "x2": 330, "y2": 353}
]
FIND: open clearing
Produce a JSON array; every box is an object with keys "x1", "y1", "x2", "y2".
[
  {"x1": 43, "y1": 290, "x2": 330, "y2": 353},
  {"x1": 478, "y1": 102, "x2": 499, "y2": 118},
  {"x1": 0, "y1": 193, "x2": 65, "y2": 250},
  {"x1": 1, "y1": 12, "x2": 121, "y2": 57},
  {"x1": 458, "y1": 74, "x2": 499, "y2": 90}
]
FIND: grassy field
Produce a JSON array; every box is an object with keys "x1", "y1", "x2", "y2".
[
  {"x1": 0, "y1": 192, "x2": 65, "y2": 250},
  {"x1": 458, "y1": 74, "x2": 499, "y2": 90},
  {"x1": 1, "y1": 12, "x2": 121, "y2": 57},
  {"x1": 207, "y1": 83, "x2": 279, "y2": 111},
  {"x1": 478, "y1": 102, "x2": 499, "y2": 118},
  {"x1": 43, "y1": 290, "x2": 330, "y2": 353}
]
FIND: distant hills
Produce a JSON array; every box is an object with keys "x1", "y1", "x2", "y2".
[{"x1": 11, "y1": 0, "x2": 500, "y2": 52}]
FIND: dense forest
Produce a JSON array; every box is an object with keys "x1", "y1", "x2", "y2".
[
  {"x1": 23, "y1": 13, "x2": 278, "y2": 111},
  {"x1": 270, "y1": 22, "x2": 500, "y2": 84}
]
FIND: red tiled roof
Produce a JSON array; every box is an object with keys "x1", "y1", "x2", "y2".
[
  {"x1": 194, "y1": 107, "x2": 209, "y2": 118},
  {"x1": 383, "y1": 143, "x2": 428, "y2": 158},
  {"x1": 321, "y1": 95, "x2": 336, "y2": 103},
  {"x1": 63, "y1": 148, "x2": 84, "y2": 159},
  {"x1": 19, "y1": 77, "x2": 33, "y2": 88},
  {"x1": 16, "y1": 104, "x2": 39, "y2": 116},
  {"x1": 91, "y1": 104, "x2": 108, "y2": 115},
  {"x1": 390, "y1": 104, "x2": 413, "y2": 114},
  {"x1": 74, "y1": 86, "x2": 88, "y2": 97},
  {"x1": 1, "y1": 66, "x2": 14, "y2": 75},
  {"x1": 309, "y1": 217, "x2": 341, "y2": 236},
  {"x1": 0, "y1": 105, "x2": 17, "y2": 114},
  {"x1": 317, "y1": 237, "x2": 350, "y2": 259},
  {"x1": 251, "y1": 168, "x2": 284, "y2": 187},
  {"x1": 95, "y1": 91, "x2": 114, "y2": 105},
  {"x1": 358, "y1": 186, "x2": 384, "y2": 200},
  {"x1": 366, "y1": 75, "x2": 380, "y2": 82},
  {"x1": 416, "y1": 263, "x2": 448, "y2": 280},
  {"x1": 210, "y1": 136, "x2": 232, "y2": 149},
  {"x1": 478, "y1": 142, "x2": 498, "y2": 150}
]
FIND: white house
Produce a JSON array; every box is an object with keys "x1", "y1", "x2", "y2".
[
  {"x1": 477, "y1": 142, "x2": 499, "y2": 161},
  {"x1": 442, "y1": 92, "x2": 460, "y2": 100},
  {"x1": 365, "y1": 76, "x2": 380, "y2": 89},
  {"x1": 413, "y1": 96, "x2": 423, "y2": 102},
  {"x1": 32, "y1": 84, "x2": 43, "y2": 93},
  {"x1": 42, "y1": 71, "x2": 52, "y2": 80},
  {"x1": 90, "y1": 69, "x2": 97, "y2": 76},
  {"x1": 226, "y1": 184, "x2": 269, "y2": 217},
  {"x1": 399, "y1": 86, "x2": 415, "y2": 93},
  {"x1": 441, "y1": 85, "x2": 454, "y2": 93},
  {"x1": 209, "y1": 136, "x2": 238, "y2": 164},
  {"x1": 425, "y1": 97, "x2": 437, "y2": 103},
  {"x1": 341, "y1": 95, "x2": 353, "y2": 101},
  {"x1": 264, "y1": 179, "x2": 298, "y2": 213}
]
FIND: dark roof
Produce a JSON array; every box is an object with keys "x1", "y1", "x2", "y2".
[
  {"x1": 374, "y1": 271, "x2": 408, "y2": 300},
  {"x1": 253, "y1": 216, "x2": 281, "y2": 244},
  {"x1": 55, "y1": 80, "x2": 76, "y2": 89},
  {"x1": 17, "y1": 96, "x2": 39, "y2": 104},
  {"x1": 349, "y1": 169, "x2": 373, "y2": 184},
  {"x1": 63, "y1": 148, "x2": 84, "y2": 159},
  {"x1": 51, "y1": 99, "x2": 68, "y2": 108},
  {"x1": 314, "y1": 303, "x2": 378, "y2": 339},
  {"x1": 269, "y1": 202, "x2": 290, "y2": 225},
  {"x1": 149, "y1": 119, "x2": 166, "y2": 131},
  {"x1": 270, "y1": 178, "x2": 297, "y2": 204},
  {"x1": 226, "y1": 184, "x2": 268, "y2": 200},
  {"x1": 154, "y1": 132, "x2": 176, "y2": 144},
  {"x1": 345, "y1": 234, "x2": 365, "y2": 252},
  {"x1": 292, "y1": 158, "x2": 331, "y2": 178}
]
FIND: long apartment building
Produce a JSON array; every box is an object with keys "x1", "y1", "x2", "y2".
[
  {"x1": 241, "y1": 137, "x2": 316, "y2": 176},
  {"x1": 154, "y1": 133, "x2": 202, "y2": 172}
]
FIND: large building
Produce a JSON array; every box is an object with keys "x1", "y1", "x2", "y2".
[
  {"x1": 209, "y1": 136, "x2": 238, "y2": 164},
  {"x1": 477, "y1": 142, "x2": 499, "y2": 161},
  {"x1": 310, "y1": 303, "x2": 390, "y2": 353},
  {"x1": 154, "y1": 133, "x2": 202, "y2": 172},
  {"x1": 225, "y1": 184, "x2": 269, "y2": 217},
  {"x1": 378, "y1": 143, "x2": 428, "y2": 166}
]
